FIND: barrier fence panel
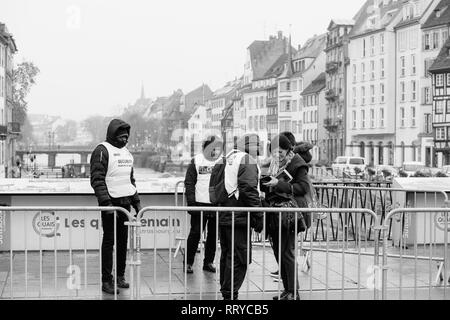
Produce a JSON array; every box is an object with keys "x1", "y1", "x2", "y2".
[
  {"x1": 381, "y1": 208, "x2": 450, "y2": 300},
  {"x1": 135, "y1": 206, "x2": 380, "y2": 300},
  {"x1": 0, "y1": 206, "x2": 135, "y2": 300}
]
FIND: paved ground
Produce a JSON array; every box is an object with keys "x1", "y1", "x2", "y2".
[{"x1": 1, "y1": 243, "x2": 449, "y2": 300}]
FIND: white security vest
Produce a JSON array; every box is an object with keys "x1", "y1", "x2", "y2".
[
  {"x1": 224, "y1": 150, "x2": 261, "y2": 200},
  {"x1": 194, "y1": 153, "x2": 216, "y2": 204},
  {"x1": 100, "y1": 142, "x2": 137, "y2": 198}
]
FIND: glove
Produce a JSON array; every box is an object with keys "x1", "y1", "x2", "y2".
[
  {"x1": 253, "y1": 218, "x2": 264, "y2": 233},
  {"x1": 134, "y1": 204, "x2": 143, "y2": 218},
  {"x1": 103, "y1": 204, "x2": 115, "y2": 216}
]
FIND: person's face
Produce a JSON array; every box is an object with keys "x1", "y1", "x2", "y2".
[
  {"x1": 211, "y1": 146, "x2": 222, "y2": 160},
  {"x1": 247, "y1": 143, "x2": 259, "y2": 158},
  {"x1": 116, "y1": 134, "x2": 129, "y2": 147},
  {"x1": 272, "y1": 147, "x2": 288, "y2": 162}
]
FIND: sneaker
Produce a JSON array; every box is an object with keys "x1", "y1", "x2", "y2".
[
  {"x1": 273, "y1": 291, "x2": 289, "y2": 300},
  {"x1": 281, "y1": 292, "x2": 301, "y2": 300},
  {"x1": 270, "y1": 270, "x2": 279, "y2": 278},
  {"x1": 117, "y1": 277, "x2": 130, "y2": 289},
  {"x1": 203, "y1": 263, "x2": 217, "y2": 273},
  {"x1": 185, "y1": 264, "x2": 194, "y2": 274},
  {"x1": 102, "y1": 281, "x2": 120, "y2": 295}
]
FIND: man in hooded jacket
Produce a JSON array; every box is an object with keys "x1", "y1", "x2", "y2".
[{"x1": 90, "y1": 119, "x2": 142, "y2": 295}]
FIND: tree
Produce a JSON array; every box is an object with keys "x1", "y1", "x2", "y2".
[
  {"x1": 83, "y1": 115, "x2": 112, "y2": 143},
  {"x1": 12, "y1": 61, "x2": 40, "y2": 125},
  {"x1": 55, "y1": 120, "x2": 77, "y2": 143}
]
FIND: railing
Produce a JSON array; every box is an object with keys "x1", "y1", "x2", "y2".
[{"x1": 1, "y1": 206, "x2": 135, "y2": 300}]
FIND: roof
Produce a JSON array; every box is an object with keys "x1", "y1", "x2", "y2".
[
  {"x1": 301, "y1": 72, "x2": 326, "y2": 96},
  {"x1": 422, "y1": 0, "x2": 450, "y2": 29},
  {"x1": 0, "y1": 22, "x2": 17, "y2": 52},
  {"x1": 328, "y1": 19, "x2": 355, "y2": 30},
  {"x1": 257, "y1": 53, "x2": 288, "y2": 80},
  {"x1": 349, "y1": 0, "x2": 403, "y2": 38},
  {"x1": 294, "y1": 33, "x2": 327, "y2": 60},
  {"x1": 429, "y1": 37, "x2": 450, "y2": 72}
]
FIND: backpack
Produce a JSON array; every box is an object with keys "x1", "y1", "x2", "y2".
[
  {"x1": 208, "y1": 156, "x2": 229, "y2": 205},
  {"x1": 208, "y1": 150, "x2": 240, "y2": 205}
]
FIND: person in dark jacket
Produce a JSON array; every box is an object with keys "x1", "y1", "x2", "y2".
[
  {"x1": 219, "y1": 133, "x2": 264, "y2": 300},
  {"x1": 261, "y1": 135, "x2": 310, "y2": 300},
  {"x1": 90, "y1": 119, "x2": 142, "y2": 295},
  {"x1": 184, "y1": 136, "x2": 223, "y2": 274},
  {"x1": 280, "y1": 131, "x2": 314, "y2": 164}
]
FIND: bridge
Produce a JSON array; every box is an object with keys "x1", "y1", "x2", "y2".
[{"x1": 16, "y1": 146, "x2": 156, "y2": 168}]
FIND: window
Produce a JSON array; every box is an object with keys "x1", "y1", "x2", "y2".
[
  {"x1": 424, "y1": 87, "x2": 431, "y2": 104},
  {"x1": 400, "y1": 107, "x2": 405, "y2": 127},
  {"x1": 353, "y1": 64, "x2": 357, "y2": 82},
  {"x1": 370, "y1": 85, "x2": 375, "y2": 104},
  {"x1": 352, "y1": 111, "x2": 357, "y2": 129},
  {"x1": 292, "y1": 100, "x2": 298, "y2": 112},
  {"x1": 361, "y1": 110, "x2": 366, "y2": 128},
  {"x1": 292, "y1": 121, "x2": 297, "y2": 134},
  {"x1": 254, "y1": 117, "x2": 258, "y2": 131},
  {"x1": 380, "y1": 34, "x2": 385, "y2": 54},
  {"x1": 399, "y1": 31, "x2": 407, "y2": 51},
  {"x1": 260, "y1": 96, "x2": 264, "y2": 109},
  {"x1": 425, "y1": 58, "x2": 435, "y2": 77},
  {"x1": 411, "y1": 54, "x2": 416, "y2": 75},
  {"x1": 248, "y1": 116, "x2": 253, "y2": 130},
  {"x1": 436, "y1": 127, "x2": 446, "y2": 140},
  {"x1": 411, "y1": 80, "x2": 416, "y2": 101},
  {"x1": 436, "y1": 100, "x2": 445, "y2": 114},
  {"x1": 424, "y1": 113, "x2": 432, "y2": 133},
  {"x1": 361, "y1": 63, "x2": 365, "y2": 81},
  {"x1": 410, "y1": 30, "x2": 418, "y2": 49},
  {"x1": 447, "y1": 73, "x2": 450, "y2": 86},
  {"x1": 447, "y1": 100, "x2": 450, "y2": 114},
  {"x1": 361, "y1": 87, "x2": 366, "y2": 105},
  {"x1": 363, "y1": 39, "x2": 366, "y2": 57},
  {"x1": 370, "y1": 60, "x2": 375, "y2": 80},
  {"x1": 400, "y1": 56, "x2": 406, "y2": 77},
  {"x1": 260, "y1": 116, "x2": 265, "y2": 130},
  {"x1": 380, "y1": 108, "x2": 385, "y2": 127},
  {"x1": 370, "y1": 36, "x2": 375, "y2": 55},
  {"x1": 380, "y1": 58, "x2": 385, "y2": 78},
  {"x1": 280, "y1": 100, "x2": 291, "y2": 112},
  {"x1": 436, "y1": 74, "x2": 444, "y2": 87},
  {"x1": 433, "y1": 31, "x2": 440, "y2": 49},
  {"x1": 424, "y1": 33, "x2": 430, "y2": 50},
  {"x1": 353, "y1": 87, "x2": 357, "y2": 106},
  {"x1": 380, "y1": 83, "x2": 385, "y2": 103},
  {"x1": 370, "y1": 109, "x2": 375, "y2": 128},
  {"x1": 443, "y1": 30, "x2": 449, "y2": 45},
  {"x1": 400, "y1": 82, "x2": 406, "y2": 102},
  {"x1": 291, "y1": 80, "x2": 297, "y2": 92},
  {"x1": 411, "y1": 107, "x2": 416, "y2": 127}
]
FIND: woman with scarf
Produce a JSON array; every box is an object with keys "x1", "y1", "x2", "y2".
[{"x1": 261, "y1": 135, "x2": 310, "y2": 300}]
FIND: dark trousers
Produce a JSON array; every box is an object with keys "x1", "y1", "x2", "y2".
[
  {"x1": 269, "y1": 228, "x2": 299, "y2": 293},
  {"x1": 219, "y1": 226, "x2": 251, "y2": 300},
  {"x1": 186, "y1": 205, "x2": 217, "y2": 266},
  {"x1": 101, "y1": 206, "x2": 130, "y2": 283}
]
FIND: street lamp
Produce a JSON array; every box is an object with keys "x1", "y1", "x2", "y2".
[{"x1": 337, "y1": 113, "x2": 344, "y2": 156}]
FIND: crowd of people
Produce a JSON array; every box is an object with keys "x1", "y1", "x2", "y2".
[{"x1": 90, "y1": 118, "x2": 314, "y2": 300}]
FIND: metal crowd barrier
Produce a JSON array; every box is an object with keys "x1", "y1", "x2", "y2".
[
  {"x1": 380, "y1": 208, "x2": 450, "y2": 300},
  {"x1": 0, "y1": 206, "x2": 135, "y2": 300},
  {"x1": 134, "y1": 206, "x2": 380, "y2": 300},
  {"x1": 315, "y1": 186, "x2": 449, "y2": 242}
]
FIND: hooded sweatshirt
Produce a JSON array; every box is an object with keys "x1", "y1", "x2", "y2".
[{"x1": 90, "y1": 119, "x2": 141, "y2": 210}]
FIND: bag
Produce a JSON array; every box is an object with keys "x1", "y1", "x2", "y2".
[
  {"x1": 304, "y1": 180, "x2": 327, "y2": 224},
  {"x1": 208, "y1": 156, "x2": 229, "y2": 205},
  {"x1": 271, "y1": 198, "x2": 307, "y2": 233}
]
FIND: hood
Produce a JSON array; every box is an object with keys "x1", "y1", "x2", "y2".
[
  {"x1": 294, "y1": 142, "x2": 313, "y2": 164},
  {"x1": 106, "y1": 119, "x2": 131, "y2": 148}
]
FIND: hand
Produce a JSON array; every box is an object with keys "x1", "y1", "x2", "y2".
[
  {"x1": 104, "y1": 204, "x2": 115, "y2": 216},
  {"x1": 263, "y1": 177, "x2": 279, "y2": 188},
  {"x1": 134, "y1": 204, "x2": 143, "y2": 217},
  {"x1": 253, "y1": 220, "x2": 264, "y2": 233}
]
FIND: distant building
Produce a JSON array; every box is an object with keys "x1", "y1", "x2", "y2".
[
  {"x1": 429, "y1": 36, "x2": 450, "y2": 166},
  {"x1": 0, "y1": 22, "x2": 17, "y2": 177},
  {"x1": 301, "y1": 72, "x2": 327, "y2": 163}
]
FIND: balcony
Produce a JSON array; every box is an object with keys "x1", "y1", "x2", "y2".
[
  {"x1": 323, "y1": 117, "x2": 343, "y2": 133},
  {"x1": 325, "y1": 89, "x2": 338, "y2": 101},
  {"x1": 326, "y1": 62, "x2": 339, "y2": 74},
  {"x1": 0, "y1": 125, "x2": 7, "y2": 141}
]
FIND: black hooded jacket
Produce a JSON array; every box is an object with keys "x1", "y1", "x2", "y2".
[{"x1": 90, "y1": 119, "x2": 141, "y2": 210}]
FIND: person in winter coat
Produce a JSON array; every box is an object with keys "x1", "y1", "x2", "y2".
[
  {"x1": 90, "y1": 119, "x2": 142, "y2": 295},
  {"x1": 261, "y1": 135, "x2": 310, "y2": 300},
  {"x1": 280, "y1": 131, "x2": 314, "y2": 164},
  {"x1": 184, "y1": 136, "x2": 223, "y2": 274},
  {"x1": 219, "y1": 133, "x2": 264, "y2": 300}
]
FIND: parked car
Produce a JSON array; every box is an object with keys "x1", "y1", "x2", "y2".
[
  {"x1": 401, "y1": 162, "x2": 426, "y2": 177},
  {"x1": 331, "y1": 156, "x2": 366, "y2": 178},
  {"x1": 442, "y1": 165, "x2": 450, "y2": 175}
]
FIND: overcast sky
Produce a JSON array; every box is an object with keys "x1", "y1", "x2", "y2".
[{"x1": 2, "y1": 0, "x2": 366, "y2": 121}]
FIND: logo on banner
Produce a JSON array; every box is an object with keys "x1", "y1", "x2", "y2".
[
  {"x1": 32, "y1": 211, "x2": 61, "y2": 238},
  {"x1": 435, "y1": 212, "x2": 450, "y2": 232}
]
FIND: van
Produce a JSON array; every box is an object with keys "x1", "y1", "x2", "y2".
[
  {"x1": 332, "y1": 156, "x2": 366, "y2": 178},
  {"x1": 401, "y1": 162, "x2": 426, "y2": 177}
]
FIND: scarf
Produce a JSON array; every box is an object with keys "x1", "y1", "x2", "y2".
[{"x1": 268, "y1": 150, "x2": 295, "y2": 178}]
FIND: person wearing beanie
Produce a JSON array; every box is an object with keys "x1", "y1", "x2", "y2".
[
  {"x1": 90, "y1": 119, "x2": 142, "y2": 295},
  {"x1": 280, "y1": 131, "x2": 314, "y2": 164},
  {"x1": 219, "y1": 133, "x2": 263, "y2": 300},
  {"x1": 261, "y1": 135, "x2": 311, "y2": 300},
  {"x1": 183, "y1": 136, "x2": 223, "y2": 274}
]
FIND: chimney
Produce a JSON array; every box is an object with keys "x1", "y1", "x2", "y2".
[
  {"x1": 298, "y1": 44, "x2": 302, "y2": 51},
  {"x1": 277, "y1": 31, "x2": 283, "y2": 39}
]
